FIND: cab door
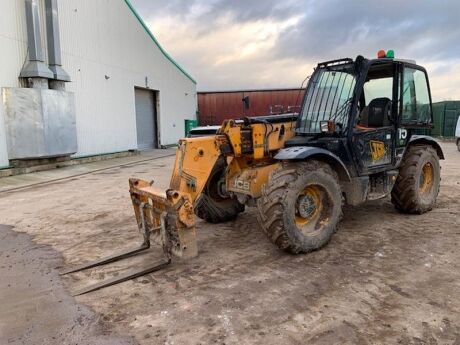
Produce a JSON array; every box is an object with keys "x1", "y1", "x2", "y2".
[
  {"x1": 395, "y1": 65, "x2": 433, "y2": 160},
  {"x1": 351, "y1": 62, "x2": 399, "y2": 175}
]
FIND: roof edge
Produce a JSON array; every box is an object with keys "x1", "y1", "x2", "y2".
[{"x1": 123, "y1": 0, "x2": 197, "y2": 85}]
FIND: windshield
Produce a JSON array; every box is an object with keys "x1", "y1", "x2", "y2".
[{"x1": 297, "y1": 65, "x2": 357, "y2": 133}]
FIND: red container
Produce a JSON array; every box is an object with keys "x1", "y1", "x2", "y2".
[{"x1": 197, "y1": 88, "x2": 306, "y2": 125}]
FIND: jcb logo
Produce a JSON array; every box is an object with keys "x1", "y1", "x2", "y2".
[
  {"x1": 233, "y1": 179, "x2": 250, "y2": 191},
  {"x1": 370, "y1": 140, "x2": 386, "y2": 161}
]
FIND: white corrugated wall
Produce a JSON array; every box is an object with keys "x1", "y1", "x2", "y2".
[
  {"x1": 60, "y1": 0, "x2": 197, "y2": 155},
  {"x1": 0, "y1": 0, "x2": 196, "y2": 163},
  {"x1": 0, "y1": 0, "x2": 28, "y2": 166},
  {"x1": 0, "y1": 104, "x2": 9, "y2": 168}
]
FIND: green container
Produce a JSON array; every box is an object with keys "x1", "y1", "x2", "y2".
[
  {"x1": 443, "y1": 101, "x2": 460, "y2": 137},
  {"x1": 184, "y1": 119, "x2": 198, "y2": 136},
  {"x1": 431, "y1": 102, "x2": 445, "y2": 137},
  {"x1": 430, "y1": 101, "x2": 460, "y2": 138},
  {"x1": 414, "y1": 128, "x2": 431, "y2": 136}
]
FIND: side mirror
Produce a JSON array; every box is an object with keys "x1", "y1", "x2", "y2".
[
  {"x1": 242, "y1": 96, "x2": 250, "y2": 110},
  {"x1": 387, "y1": 101, "x2": 396, "y2": 124}
]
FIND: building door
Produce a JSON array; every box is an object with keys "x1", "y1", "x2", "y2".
[{"x1": 135, "y1": 88, "x2": 158, "y2": 150}]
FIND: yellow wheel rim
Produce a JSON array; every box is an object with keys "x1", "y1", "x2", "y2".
[
  {"x1": 419, "y1": 162, "x2": 434, "y2": 194},
  {"x1": 295, "y1": 185, "x2": 330, "y2": 236}
]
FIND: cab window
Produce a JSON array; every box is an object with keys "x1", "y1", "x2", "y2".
[
  {"x1": 401, "y1": 67, "x2": 432, "y2": 124},
  {"x1": 357, "y1": 63, "x2": 395, "y2": 129},
  {"x1": 364, "y1": 77, "x2": 393, "y2": 102}
]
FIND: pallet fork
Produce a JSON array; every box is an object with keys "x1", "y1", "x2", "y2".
[{"x1": 61, "y1": 178, "x2": 198, "y2": 296}]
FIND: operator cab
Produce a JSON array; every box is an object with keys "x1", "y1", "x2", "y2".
[
  {"x1": 353, "y1": 52, "x2": 433, "y2": 172},
  {"x1": 292, "y1": 50, "x2": 434, "y2": 175}
]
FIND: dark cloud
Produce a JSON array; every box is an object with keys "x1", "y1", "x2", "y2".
[
  {"x1": 130, "y1": 0, "x2": 198, "y2": 19},
  {"x1": 274, "y1": 0, "x2": 460, "y2": 62},
  {"x1": 204, "y1": 0, "x2": 301, "y2": 22},
  {"x1": 131, "y1": 0, "x2": 301, "y2": 22}
]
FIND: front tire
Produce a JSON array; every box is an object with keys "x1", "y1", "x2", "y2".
[
  {"x1": 391, "y1": 145, "x2": 440, "y2": 214},
  {"x1": 257, "y1": 161, "x2": 342, "y2": 254},
  {"x1": 195, "y1": 157, "x2": 244, "y2": 223}
]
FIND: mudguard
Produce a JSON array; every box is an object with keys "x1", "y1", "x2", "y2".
[
  {"x1": 408, "y1": 135, "x2": 444, "y2": 159},
  {"x1": 274, "y1": 146, "x2": 351, "y2": 182}
]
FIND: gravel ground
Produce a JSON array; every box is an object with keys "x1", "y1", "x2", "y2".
[{"x1": 0, "y1": 142, "x2": 459, "y2": 345}]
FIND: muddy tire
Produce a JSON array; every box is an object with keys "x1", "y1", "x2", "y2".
[
  {"x1": 391, "y1": 145, "x2": 440, "y2": 214},
  {"x1": 195, "y1": 158, "x2": 244, "y2": 223},
  {"x1": 257, "y1": 160, "x2": 342, "y2": 254}
]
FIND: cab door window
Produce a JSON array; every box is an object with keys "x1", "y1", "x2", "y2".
[
  {"x1": 364, "y1": 77, "x2": 393, "y2": 102},
  {"x1": 357, "y1": 63, "x2": 395, "y2": 129},
  {"x1": 401, "y1": 67, "x2": 432, "y2": 124}
]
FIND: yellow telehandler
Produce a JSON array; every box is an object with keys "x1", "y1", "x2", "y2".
[{"x1": 63, "y1": 53, "x2": 444, "y2": 295}]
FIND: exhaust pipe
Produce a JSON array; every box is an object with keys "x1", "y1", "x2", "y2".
[
  {"x1": 19, "y1": 0, "x2": 54, "y2": 85},
  {"x1": 44, "y1": 0, "x2": 70, "y2": 88}
]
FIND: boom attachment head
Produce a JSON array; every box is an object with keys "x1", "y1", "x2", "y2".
[{"x1": 129, "y1": 178, "x2": 198, "y2": 259}]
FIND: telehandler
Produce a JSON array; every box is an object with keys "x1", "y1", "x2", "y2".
[{"x1": 63, "y1": 51, "x2": 444, "y2": 295}]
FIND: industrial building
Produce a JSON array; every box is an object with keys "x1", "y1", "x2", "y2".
[
  {"x1": 197, "y1": 88, "x2": 305, "y2": 125},
  {"x1": 0, "y1": 0, "x2": 197, "y2": 169}
]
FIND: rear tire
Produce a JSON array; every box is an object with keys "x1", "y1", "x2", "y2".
[
  {"x1": 195, "y1": 157, "x2": 244, "y2": 223},
  {"x1": 257, "y1": 161, "x2": 342, "y2": 254},
  {"x1": 457, "y1": 139, "x2": 460, "y2": 152},
  {"x1": 391, "y1": 145, "x2": 440, "y2": 214}
]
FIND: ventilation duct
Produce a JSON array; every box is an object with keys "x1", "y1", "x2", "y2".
[
  {"x1": 19, "y1": 0, "x2": 54, "y2": 81},
  {"x1": 45, "y1": 0, "x2": 70, "y2": 82}
]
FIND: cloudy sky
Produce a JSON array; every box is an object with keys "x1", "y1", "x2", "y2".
[{"x1": 131, "y1": 0, "x2": 460, "y2": 101}]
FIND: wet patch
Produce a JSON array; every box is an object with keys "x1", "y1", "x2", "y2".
[{"x1": 0, "y1": 225, "x2": 137, "y2": 345}]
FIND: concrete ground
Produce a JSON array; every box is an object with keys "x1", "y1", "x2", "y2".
[
  {"x1": 0, "y1": 149, "x2": 175, "y2": 193},
  {"x1": 0, "y1": 143, "x2": 459, "y2": 344}
]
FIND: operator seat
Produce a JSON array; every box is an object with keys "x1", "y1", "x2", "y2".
[{"x1": 357, "y1": 97, "x2": 392, "y2": 129}]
